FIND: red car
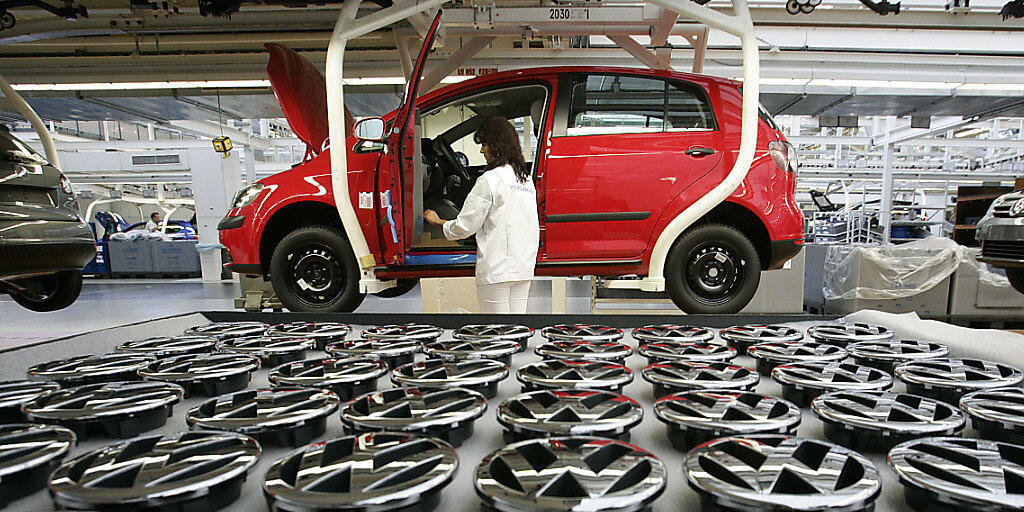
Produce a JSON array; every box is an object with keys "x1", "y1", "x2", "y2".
[{"x1": 219, "y1": 39, "x2": 803, "y2": 314}]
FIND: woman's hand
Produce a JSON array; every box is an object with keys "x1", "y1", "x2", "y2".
[{"x1": 423, "y1": 209, "x2": 446, "y2": 227}]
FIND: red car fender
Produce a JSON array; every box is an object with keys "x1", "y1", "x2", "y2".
[
  {"x1": 641, "y1": 150, "x2": 797, "y2": 268},
  {"x1": 225, "y1": 144, "x2": 384, "y2": 269}
]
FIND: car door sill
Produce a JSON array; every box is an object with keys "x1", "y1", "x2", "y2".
[{"x1": 378, "y1": 258, "x2": 643, "y2": 272}]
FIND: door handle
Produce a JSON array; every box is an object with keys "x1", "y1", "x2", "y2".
[{"x1": 685, "y1": 147, "x2": 716, "y2": 157}]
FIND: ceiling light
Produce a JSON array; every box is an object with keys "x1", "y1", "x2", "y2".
[
  {"x1": 807, "y1": 79, "x2": 959, "y2": 89},
  {"x1": 12, "y1": 75, "x2": 478, "y2": 91},
  {"x1": 957, "y1": 83, "x2": 1024, "y2": 91},
  {"x1": 760, "y1": 78, "x2": 811, "y2": 86},
  {"x1": 953, "y1": 127, "x2": 988, "y2": 138},
  {"x1": 340, "y1": 77, "x2": 405, "y2": 85},
  {"x1": 11, "y1": 80, "x2": 272, "y2": 91},
  {"x1": 440, "y1": 75, "x2": 475, "y2": 84}
]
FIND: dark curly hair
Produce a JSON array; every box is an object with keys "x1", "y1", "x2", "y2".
[{"x1": 473, "y1": 116, "x2": 530, "y2": 183}]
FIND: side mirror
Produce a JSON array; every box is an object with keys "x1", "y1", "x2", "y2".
[{"x1": 354, "y1": 117, "x2": 386, "y2": 142}]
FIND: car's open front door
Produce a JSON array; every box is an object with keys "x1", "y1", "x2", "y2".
[{"x1": 380, "y1": 10, "x2": 442, "y2": 265}]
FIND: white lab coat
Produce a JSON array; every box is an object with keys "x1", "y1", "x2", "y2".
[{"x1": 442, "y1": 164, "x2": 539, "y2": 284}]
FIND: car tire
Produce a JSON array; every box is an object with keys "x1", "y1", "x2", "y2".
[
  {"x1": 1007, "y1": 268, "x2": 1024, "y2": 295},
  {"x1": 269, "y1": 225, "x2": 365, "y2": 313},
  {"x1": 374, "y1": 278, "x2": 418, "y2": 298},
  {"x1": 665, "y1": 223, "x2": 761, "y2": 314},
  {"x1": 9, "y1": 270, "x2": 83, "y2": 312}
]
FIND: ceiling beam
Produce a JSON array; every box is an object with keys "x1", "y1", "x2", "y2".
[
  {"x1": 607, "y1": 34, "x2": 669, "y2": 71},
  {"x1": 394, "y1": 31, "x2": 415, "y2": 80},
  {"x1": 172, "y1": 94, "x2": 245, "y2": 121},
  {"x1": 811, "y1": 93, "x2": 855, "y2": 117},
  {"x1": 649, "y1": 10, "x2": 678, "y2": 47},
  {"x1": 80, "y1": 97, "x2": 168, "y2": 123},
  {"x1": 419, "y1": 36, "x2": 495, "y2": 92}
]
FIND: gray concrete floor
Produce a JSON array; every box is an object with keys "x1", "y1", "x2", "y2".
[{"x1": 0, "y1": 277, "x2": 594, "y2": 348}]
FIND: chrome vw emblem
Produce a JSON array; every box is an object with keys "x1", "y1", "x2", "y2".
[
  {"x1": 264, "y1": 433, "x2": 457, "y2": 510},
  {"x1": 475, "y1": 437, "x2": 666, "y2": 511},
  {"x1": 540, "y1": 324, "x2": 624, "y2": 342},
  {"x1": 889, "y1": 437, "x2": 1024, "y2": 509},
  {"x1": 685, "y1": 435, "x2": 881, "y2": 510},
  {"x1": 812, "y1": 390, "x2": 965, "y2": 435}
]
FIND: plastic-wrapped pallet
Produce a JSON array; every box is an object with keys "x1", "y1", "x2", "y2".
[{"x1": 822, "y1": 238, "x2": 964, "y2": 315}]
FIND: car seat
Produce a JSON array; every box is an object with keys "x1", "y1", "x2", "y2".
[{"x1": 94, "y1": 211, "x2": 129, "y2": 240}]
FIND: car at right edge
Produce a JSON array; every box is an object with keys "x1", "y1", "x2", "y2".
[{"x1": 976, "y1": 188, "x2": 1024, "y2": 294}]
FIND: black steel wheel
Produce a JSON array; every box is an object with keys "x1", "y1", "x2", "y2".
[
  {"x1": 0, "y1": 11, "x2": 14, "y2": 30},
  {"x1": 1007, "y1": 268, "x2": 1024, "y2": 295},
  {"x1": 270, "y1": 226, "x2": 364, "y2": 312},
  {"x1": 666, "y1": 224, "x2": 761, "y2": 314},
  {"x1": 8, "y1": 270, "x2": 83, "y2": 312}
]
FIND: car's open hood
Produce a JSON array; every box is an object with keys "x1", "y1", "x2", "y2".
[{"x1": 265, "y1": 43, "x2": 331, "y2": 153}]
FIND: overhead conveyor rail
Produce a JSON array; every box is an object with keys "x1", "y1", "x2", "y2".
[{"x1": 324, "y1": 0, "x2": 761, "y2": 295}]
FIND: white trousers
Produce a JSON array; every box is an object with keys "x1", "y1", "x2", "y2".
[{"x1": 477, "y1": 280, "x2": 531, "y2": 314}]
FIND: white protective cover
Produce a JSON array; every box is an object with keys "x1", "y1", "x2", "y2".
[
  {"x1": 823, "y1": 238, "x2": 966, "y2": 301},
  {"x1": 844, "y1": 310, "x2": 1024, "y2": 362}
]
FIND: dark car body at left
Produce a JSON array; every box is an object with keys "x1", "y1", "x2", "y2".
[{"x1": 0, "y1": 127, "x2": 95, "y2": 311}]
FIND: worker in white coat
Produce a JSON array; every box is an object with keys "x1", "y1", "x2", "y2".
[{"x1": 424, "y1": 116, "x2": 539, "y2": 314}]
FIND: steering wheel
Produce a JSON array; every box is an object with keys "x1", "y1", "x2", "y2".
[{"x1": 434, "y1": 139, "x2": 472, "y2": 185}]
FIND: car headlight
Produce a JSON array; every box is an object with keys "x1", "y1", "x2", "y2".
[
  {"x1": 1011, "y1": 198, "x2": 1024, "y2": 217},
  {"x1": 231, "y1": 183, "x2": 265, "y2": 209}
]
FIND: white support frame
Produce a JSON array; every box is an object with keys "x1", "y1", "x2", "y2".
[
  {"x1": 607, "y1": 34, "x2": 671, "y2": 70},
  {"x1": 326, "y1": 0, "x2": 759, "y2": 293},
  {"x1": 394, "y1": 32, "x2": 415, "y2": 81},
  {"x1": 0, "y1": 73, "x2": 60, "y2": 168},
  {"x1": 650, "y1": 10, "x2": 679, "y2": 47},
  {"x1": 610, "y1": 22, "x2": 708, "y2": 73},
  {"x1": 420, "y1": 36, "x2": 495, "y2": 92},
  {"x1": 327, "y1": 0, "x2": 448, "y2": 294}
]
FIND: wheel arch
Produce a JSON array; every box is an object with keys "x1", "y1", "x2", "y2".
[
  {"x1": 258, "y1": 200, "x2": 345, "y2": 274},
  {"x1": 687, "y1": 200, "x2": 772, "y2": 269}
]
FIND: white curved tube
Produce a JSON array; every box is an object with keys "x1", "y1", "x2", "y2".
[
  {"x1": 640, "y1": 0, "x2": 759, "y2": 290},
  {"x1": 84, "y1": 198, "x2": 116, "y2": 224},
  {"x1": 0, "y1": 73, "x2": 60, "y2": 169},
  {"x1": 328, "y1": 0, "x2": 447, "y2": 277},
  {"x1": 324, "y1": 0, "x2": 758, "y2": 292},
  {"x1": 327, "y1": 0, "x2": 370, "y2": 269}
]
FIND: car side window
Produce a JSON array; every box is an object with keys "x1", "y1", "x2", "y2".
[
  {"x1": 666, "y1": 81, "x2": 716, "y2": 130},
  {"x1": 566, "y1": 74, "x2": 715, "y2": 135}
]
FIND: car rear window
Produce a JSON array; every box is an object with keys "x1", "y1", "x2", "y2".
[
  {"x1": 567, "y1": 74, "x2": 716, "y2": 135},
  {"x1": 759, "y1": 105, "x2": 782, "y2": 132}
]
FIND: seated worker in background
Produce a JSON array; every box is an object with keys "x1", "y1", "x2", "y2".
[
  {"x1": 424, "y1": 117, "x2": 539, "y2": 314},
  {"x1": 145, "y1": 212, "x2": 161, "y2": 232}
]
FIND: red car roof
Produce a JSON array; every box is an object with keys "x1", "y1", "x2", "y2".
[
  {"x1": 417, "y1": 65, "x2": 741, "y2": 104},
  {"x1": 264, "y1": 42, "x2": 741, "y2": 138}
]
